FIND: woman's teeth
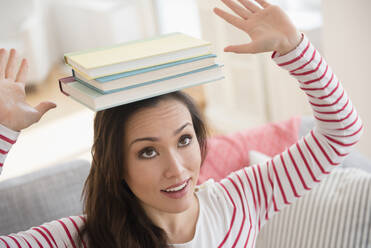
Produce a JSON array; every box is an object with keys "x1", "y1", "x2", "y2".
[{"x1": 164, "y1": 180, "x2": 188, "y2": 192}]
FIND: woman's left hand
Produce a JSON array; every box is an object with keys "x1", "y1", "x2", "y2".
[{"x1": 214, "y1": 0, "x2": 302, "y2": 55}]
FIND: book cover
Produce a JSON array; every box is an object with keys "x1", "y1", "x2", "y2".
[{"x1": 64, "y1": 33, "x2": 212, "y2": 78}]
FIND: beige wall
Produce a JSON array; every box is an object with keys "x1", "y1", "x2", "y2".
[
  {"x1": 196, "y1": 0, "x2": 370, "y2": 157},
  {"x1": 322, "y1": 0, "x2": 371, "y2": 158},
  {"x1": 196, "y1": 0, "x2": 322, "y2": 132}
]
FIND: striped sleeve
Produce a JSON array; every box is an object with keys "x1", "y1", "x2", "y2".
[
  {"x1": 0, "y1": 123, "x2": 20, "y2": 175},
  {"x1": 0, "y1": 216, "x2": 88, "y2": 248},
  {"x1": 216, "y1": 34, "x2": 364, "y2": 246}
]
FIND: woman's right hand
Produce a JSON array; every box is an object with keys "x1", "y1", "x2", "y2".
[{"x1": 0, "y1": 48, "x2": 57, "y2": 132}]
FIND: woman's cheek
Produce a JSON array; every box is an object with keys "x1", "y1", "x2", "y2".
[
  {"x1": 126, "y1": 156, "x2": 158, "y2": 184},
  {"x1": 186, "y1": 144, "x2": 202, "y2": 168}
]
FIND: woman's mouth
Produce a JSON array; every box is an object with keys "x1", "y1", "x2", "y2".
[{"x1": 161, "y1": 178, "x2": 191, "y2": 199}]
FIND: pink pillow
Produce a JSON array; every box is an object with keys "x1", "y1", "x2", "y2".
[{"x1": 198, "y1": 116, "x2": 301, "y2": 184}]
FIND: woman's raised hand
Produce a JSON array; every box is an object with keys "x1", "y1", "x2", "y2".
[
  {"x1": 214, "y1": 0, "x2": 302, "y2": 55},
  {"x1": 0, "y1": 49, "x2": 56, "y2": 132}
]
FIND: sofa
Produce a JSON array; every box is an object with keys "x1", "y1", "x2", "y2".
[{"x1": 1, "y1": 116, "x2": 370, "y2": 247}]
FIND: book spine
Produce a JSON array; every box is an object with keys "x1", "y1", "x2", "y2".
[
  {"x1": 63, "y1": 56, "x2": 68, "y2": 65},
  {"x1": 58, "y1": 76, "x2": 75, "y2": 96}
]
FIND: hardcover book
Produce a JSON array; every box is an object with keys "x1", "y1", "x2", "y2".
[
  {"x1": 64, "y1": 33, "x2": 212, "y2": 79},
  {"x1": 73, "y1": 54, "x2": 217, "y2": 93},
  {"x1": 59, "y1": 65, "x2": 224, "y2": 111}
]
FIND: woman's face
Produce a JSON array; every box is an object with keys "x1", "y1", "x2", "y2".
[{"x1": 123, "y1": 98, "x2": 202, "y2": 215}]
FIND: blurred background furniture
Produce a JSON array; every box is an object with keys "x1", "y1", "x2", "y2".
[{"x1": 255, "y1": 116, "x2": 371, "y2": 248}]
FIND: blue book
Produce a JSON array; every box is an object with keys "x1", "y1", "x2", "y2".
[
  {"x1": 73, "y1": 54, "x2": 216, "y2": 93},
  {"x1": 60, "y1": 64, "x2": 224, "y2": 112}
]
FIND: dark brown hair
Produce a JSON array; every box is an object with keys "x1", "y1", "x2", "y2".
[{"x1": 81, "y1": 91, "x2": 208, "y2": 247}]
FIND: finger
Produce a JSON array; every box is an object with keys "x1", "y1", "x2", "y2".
[
  {"x1": 238, "y1": 0, "x2": 261, "y2": 13},
  {"x1": 254, "y1": 0, "x2": 270, "y2": 8},
  {"x1": 5, "y1": 48, "x2": 18, "y2": 80},
  {"x1": 15, "y1": 59, "x2": 28, "y2": 83},
  {"x1": 221, "y1": 0, "x2": 251, "y2": 19},
  {"x1": 34, "y1": 101, "x2": 57, "y2": 120},
  {"x1": 0, "y1": 49, "x2": 7, "y2": 80},
  {"x1": 213, "y1": 7, "x2": 246, "y2": 30},
  {"x1": 224, "y1": 43, "x2": 260, "y2": 54}
]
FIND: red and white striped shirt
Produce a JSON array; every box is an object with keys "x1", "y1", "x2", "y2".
[{"x1": 0, "y1": 35, "x2": 364, "y2": 247}]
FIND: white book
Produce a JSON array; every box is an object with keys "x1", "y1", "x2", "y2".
[
  {"x1": 74, "y1": 54, "x2": 216, "y2": 93},
  {"x1": 64, "y1": 33, "x2": 212, "y2": 79},
  {"x1": 59, "y1": 65, "x2": 224, "y2": 111}
]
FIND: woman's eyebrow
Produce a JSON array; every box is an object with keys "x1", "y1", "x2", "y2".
[
  {"x1": 129, "y1": 122, "x2": 192, "y2": 147},
  {"x1": 174, "y1": 122, "x2": 192, "y2": 135}
]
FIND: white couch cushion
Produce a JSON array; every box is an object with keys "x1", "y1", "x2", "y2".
[{"x1": 256, "y1": 166, "x2": 371, "y2": 248}]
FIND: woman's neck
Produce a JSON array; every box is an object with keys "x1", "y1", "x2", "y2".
[{"x1": 143, "y1": 193, "x2": 200, "y2": 244}]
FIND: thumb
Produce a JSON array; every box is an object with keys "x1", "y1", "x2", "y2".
[
  {"x1": 224, "y1": 42, "x2": 260, "y2": 54},
  {"x1": 34, "y1": 101, "x2": 57, "y2": 118}
]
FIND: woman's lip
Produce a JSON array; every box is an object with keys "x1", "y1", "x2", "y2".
[
  {"x1": 162, "y1": 178, "x2": 190, "y2": 191},
  {"x1": 160, "y1": 179, "x2": 191, "y2": 199}
]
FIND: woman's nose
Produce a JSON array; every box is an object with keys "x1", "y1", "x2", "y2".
[{"x1": 163, "y1": 150, "x2": 186, "y2": 178}]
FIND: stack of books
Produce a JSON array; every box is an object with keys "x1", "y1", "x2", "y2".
[{"x1": 59, "y1": 32, "x2": 224, "y2": 111}]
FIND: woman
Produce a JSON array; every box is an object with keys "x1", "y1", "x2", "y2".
[{"x1": 0, "y1": 0, "x2": 363, "y2": 247}]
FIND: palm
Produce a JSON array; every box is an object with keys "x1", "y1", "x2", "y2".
[
  {"x1": 0, "y1": 49, "x2": 56, "y2": 131},
  {"x1": 214, "y1": 0, "x2": 301, "y2": 55}
]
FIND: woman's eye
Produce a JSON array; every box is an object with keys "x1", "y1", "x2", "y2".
[
  {"x1": 178, "y1": 135, "x2": 192, "y2": 147},
  {"x1": 139, "y1": 147, "x2": 158, "y2": 159}
]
